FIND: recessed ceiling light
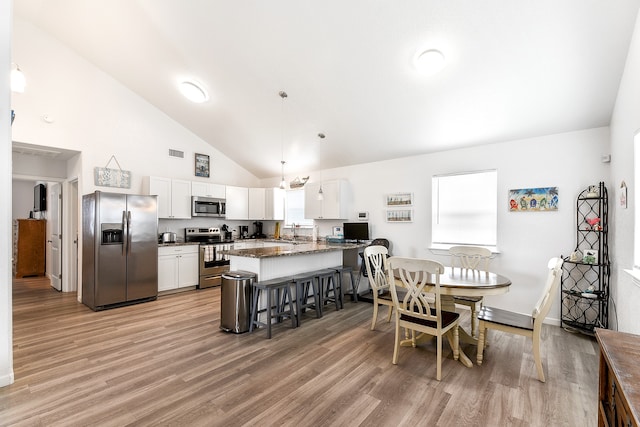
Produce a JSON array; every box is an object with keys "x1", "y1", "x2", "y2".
[
  {"x1": 179, "y1": 80, "x2": 208, "y2": 103},
  {"x1": 414, "y1": 49, "x2": 446, "y2": 75}
]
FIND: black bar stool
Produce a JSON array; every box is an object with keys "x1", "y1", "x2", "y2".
[
  {"x1": 250, "y1": 277, "x2": 296, "y2": 339},
  {"x1": 317, "y1": 268, "x2": 343, "y2": 311},
  {"x1": 333, "y1": 265, "x2": 357, "y2": 302},
  {"x1": 292, "y1": 272, "x2": 323, "y2": 324}
]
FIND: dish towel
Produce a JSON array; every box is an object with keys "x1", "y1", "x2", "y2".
[{"x1": 204, "y1": 246, "x2": 214, "y2": 262}]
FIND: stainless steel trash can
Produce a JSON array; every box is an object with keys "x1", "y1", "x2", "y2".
[{"x1": 220, "y1": 271, "x2": 256, "y2": 333}]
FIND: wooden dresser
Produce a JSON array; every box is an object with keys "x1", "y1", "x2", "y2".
[
  {"x1": 15, "y1": 219, "x2": 46, "y2": 278},
  {"x1": 596, "y1": 328, "x2": 640, "y2": 427}
]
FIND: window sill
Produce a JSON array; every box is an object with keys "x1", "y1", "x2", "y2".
[{"x1": 429, "y1": 244, "x2": 500, "y2": 256}]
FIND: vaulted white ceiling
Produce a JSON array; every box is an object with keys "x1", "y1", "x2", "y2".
[{"x1": 14, "y1": 1, "x2": 640, "y2": 178}]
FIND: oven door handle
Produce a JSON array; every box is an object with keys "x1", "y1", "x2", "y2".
[{"x1": 199, "y1": 274, "x2": 223, "y2": 289}]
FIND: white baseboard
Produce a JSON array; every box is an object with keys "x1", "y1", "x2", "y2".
[{"x1": 0, "y1": 371, "x2": 15, "y2": 387}]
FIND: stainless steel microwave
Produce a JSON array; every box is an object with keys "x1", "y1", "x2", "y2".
[{"x1": 192, "y1": 196, "x2": 226, "y2": 217}]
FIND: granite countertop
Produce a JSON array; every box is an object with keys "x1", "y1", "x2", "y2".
[
  {"x1": 157, "y1": 242, "x2": 200, "y2": 247},
  {"x1": 221, "y1": 242, "x2": 365, "y2": 258}
]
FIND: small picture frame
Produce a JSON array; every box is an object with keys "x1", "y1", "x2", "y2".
[
  {"x1": 386, "y1": 209, "x2": 413, "y2": 222},
  {"x1": 386, "y1": 192, "x2": 413, "y2": 206},
  {"x1": 195, "y1": 153, "x2": 210, "y2": 177},
  {"x1": 583, "y1": 249, "x2": 598, "y2": 265}
]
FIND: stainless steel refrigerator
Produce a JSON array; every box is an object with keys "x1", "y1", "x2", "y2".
[{"x1": 82, "y1": 191, "x2": 158, "y2": 311}]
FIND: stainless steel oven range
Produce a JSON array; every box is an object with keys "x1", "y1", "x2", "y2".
[{"x1": 185, "y1": 227, "x2": 233, "y2": 289}]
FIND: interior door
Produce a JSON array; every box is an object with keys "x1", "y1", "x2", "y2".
[
  {"x1": 70, "y1": 179, "x2": 79, "y2": 292},
  {"x1": 49, "y1": 182, "x2": 62, "y2": 291}
]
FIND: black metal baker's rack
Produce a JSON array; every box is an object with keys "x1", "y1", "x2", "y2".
[{"x1": 561, "y1": 182, "x2": 610, "y2": 334}]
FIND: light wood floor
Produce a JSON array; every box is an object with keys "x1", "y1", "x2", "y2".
[{"x1": 1, "y1": 277, "x2": 599, "y2": 427}]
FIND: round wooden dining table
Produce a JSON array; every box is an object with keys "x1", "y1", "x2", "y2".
[{"x1": 396, "y1": 266, "x2": 512, "y2": 368}]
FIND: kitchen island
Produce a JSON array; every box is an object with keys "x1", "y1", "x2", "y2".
[{"x1": 222, "y1": 241, "x2": 366, "y2": 281}]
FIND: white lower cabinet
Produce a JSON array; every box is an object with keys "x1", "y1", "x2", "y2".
[{"x1": 158, "y1": 245, "x2": 199, "y2": 292}]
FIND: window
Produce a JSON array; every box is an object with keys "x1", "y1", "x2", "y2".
[
  {"x1": 432, "y1": 170, "x2": 497, "y2": 247},
  {"x1": 284, "y1": 189, "x2": 313, "y2": 227}
]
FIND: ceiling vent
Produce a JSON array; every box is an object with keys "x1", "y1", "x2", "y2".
[{"x1": 169, "y1": 149, "x2": 184, "y2": 158}]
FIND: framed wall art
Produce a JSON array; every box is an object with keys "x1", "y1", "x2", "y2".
[
  {"x1": 386, "y1": 208, "x2": 413, "y2": 223},
  {"x1": 94, "y1": 155, "x2": 131, "y2": 189},
  {"x1": 508, "y1": 187, "x2": 558, "y2": 212},
  {"x1": 385, "y1": 192, "x2": 413, "y2": 207},
  {"x1": 195, "y1": 153, "x2": 210, "y2": 177}
]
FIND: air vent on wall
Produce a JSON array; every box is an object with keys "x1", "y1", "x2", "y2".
[{"x1": 169, "y1": 149, "x2": 184, "y2": 158}]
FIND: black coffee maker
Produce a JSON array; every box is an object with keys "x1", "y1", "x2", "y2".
[{"x1": 252, "y1": 221, "x2": 266, "y2": 238}]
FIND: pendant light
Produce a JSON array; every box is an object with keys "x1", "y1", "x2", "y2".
[
  {"x1": 279, "y1": 90, "x2": 288, "y2": 189},
  {"x1": 280, "y1": 160, "x2": 286, "y2": 189},
  {"x1": 316, "y1": 132, "x2": 326, "y2": 200}
]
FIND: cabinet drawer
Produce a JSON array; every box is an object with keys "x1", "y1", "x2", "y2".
[{"x1": 158, "y1": 245, "x2": 199, "y2": 256}]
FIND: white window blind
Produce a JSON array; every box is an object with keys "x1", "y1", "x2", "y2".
[{"x1": 432, "y1": 170, "x2": 497, "y2": 246}]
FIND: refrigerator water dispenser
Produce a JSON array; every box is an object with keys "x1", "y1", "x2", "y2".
[{"x1": 101, "y1": 223, "x2": 123, "y2": 244}]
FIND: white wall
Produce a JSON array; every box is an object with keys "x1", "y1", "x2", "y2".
[
  {"x1": 10, "y1": 18, "x2": 262, "y2": 301},
  {"x1": 609, "y1": 8, "x2": 640, "y2": 334},
  {"x1": 10, "y1": 18, "x2": 260, "y2": 196},
  {"x1": 264, "y1": 127, "x2": 611, "y2": 322},
  {"x1": 1, "y1": 0, "x2": 15, "y2": 388},
  {"x1": 12, "y1": 179, "x2": 34, "y2": 220},
  {"x1": 2, "y1": 2, "x2": 637, "y2": 390},
  {"x1": 12, "y1": 151, "x2": 66, "y2": 179}
]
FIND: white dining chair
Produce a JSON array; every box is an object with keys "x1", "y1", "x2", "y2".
[
  {"x1": 363, "y1": 245, "x2": 393, "y2": 330},
  {"x1": 476, "y1": 257, "x2": 564, "y2": 382},
  {"x1": 449, "y1": 245, "x2": 492, "y2": 337},
  {"x1": 388, "y1": 256, "x2": 460, "y2": 381}
]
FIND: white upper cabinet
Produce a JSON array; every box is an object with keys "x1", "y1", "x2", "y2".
[
  {"x1": 144, "y1": 176, "x2": 192, "y2": 219},
  {"x1": 191, "y1": 182, "x2": 226, "y2": 198},
  {"x1": 265, "y1": 188, "x2": 285, "y2": 220},
  {"x1": 226, "y1": 186, "x2": 249, "y2": 220},
  {"x1": 248, "y1": 188, "x2": 285, "y2": 220},
  {"x1": 304, "y1": 182, "x2": 323, "y2": 219},
  {"x1": 248, "y1": 188, "x2": 266, "y2": 219},
  {"x1": 304, "y1": 179, "x2": 349, "y2": 219}
]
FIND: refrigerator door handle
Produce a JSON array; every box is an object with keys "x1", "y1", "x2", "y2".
[
  {"x1": 122, "y1": 210, "x2": 127, "y2": 256},
  {"x1": 126, "y1": 210, "x2": 132, "y2": 254}
]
